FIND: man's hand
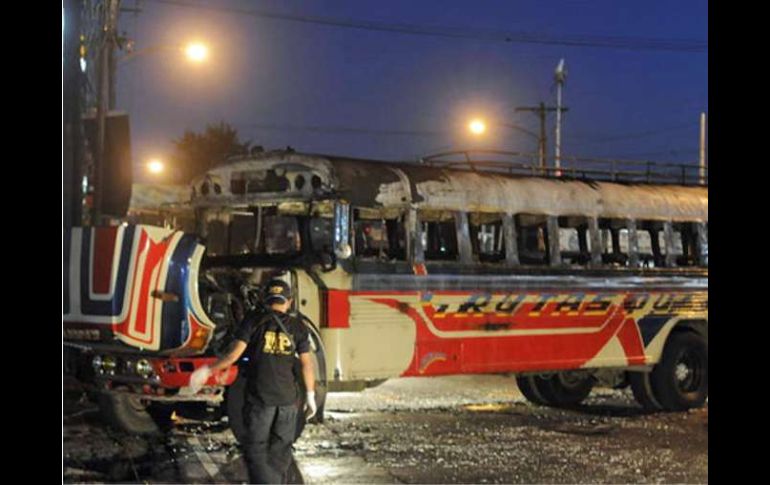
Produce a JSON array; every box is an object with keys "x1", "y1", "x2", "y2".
[
  {"x1": 188, "y1": 365, "x2": 212, "y2": 394},
  {"x1": 305, "y1": 391, "x2": 317, "y2": 420}
]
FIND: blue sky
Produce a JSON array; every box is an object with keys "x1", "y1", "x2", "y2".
[{"x1": 116, "y1": 0, "x2": 707, "y2": 178}]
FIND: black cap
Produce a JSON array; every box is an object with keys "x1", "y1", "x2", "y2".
[{"x1": 264, "y1": 279, "x2": 293, "y2": 304}]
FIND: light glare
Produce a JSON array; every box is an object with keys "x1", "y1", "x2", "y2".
[
  {"x1": 148, "y1": 159, "x2": 164, "y2": 174},
  {"x1": 185, "y1": 42, "x2": 208, "y2": 63},
  {"x1": 469, "y1": 119, "x2": 486, "y2": 135}
]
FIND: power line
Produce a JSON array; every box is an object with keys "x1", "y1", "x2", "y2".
[
  {"x1": 607, "y1": 148, "x2": 698, "y2": 158},
  {"x1": 240, "y1": 121, "x2": 447, "y2": 138},
  {"x1": 566, "y1": 122, "x2": 698, "y2": 144},
  {"x1": 146, "y1": 0, "x2": 707, "y2": 53}
]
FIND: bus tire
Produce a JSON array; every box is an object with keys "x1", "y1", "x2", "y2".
[
  {"x1": 649, "y1": 331, "x2": 708, "y2": 411},
  {"x1": 629, "y1": 371, "x2": 663, "y2": 411},
  {"x1": 98, "y1": 391, "x2": 161, "y2": 435},
  {"x1": 225, "y1": 373, "x2": 248, "y2": 443},
  {"x1": 538, "y1": 371, "x2": 595, "y2": 407},
  {"x1": 515, "y1": 375, "x2": 550, "y2": 405}
]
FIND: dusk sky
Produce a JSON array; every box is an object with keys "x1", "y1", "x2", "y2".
[{"x1": 116, "y1": 0, "x2": 708, "y2": 181}]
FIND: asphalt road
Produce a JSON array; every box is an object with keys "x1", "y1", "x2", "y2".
[{"x1": 63, "y1": 375, "x2": 708, "y2": 484}]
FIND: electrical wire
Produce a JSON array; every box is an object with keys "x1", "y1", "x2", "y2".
[{"x1": 145, "y1": 0, "x2": 707, "y2": 53}]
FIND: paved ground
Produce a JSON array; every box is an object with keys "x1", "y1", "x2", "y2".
[{"x1": 63, "y1": 375, "x2": 707, "y2": 484}]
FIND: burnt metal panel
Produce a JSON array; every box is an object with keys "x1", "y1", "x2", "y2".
[
  {"x1": 664, "y1": 221, "x2": 677, "y2": 268},
  {"x1": 502, "y1": 213, "x2": 519, "y2": 266},
  {"x1": 333, "y1": 159, "x2": 407, "y2": 207},
  {"x1": 547, "y1": 216, "x2": 562, "y2": 267},
  {"x1": 351, "y1": 271, "x2": 708, "y2": 291},
  {"x1": 455, "y1": 211, "x2": 473, "y2": 264},
  {"x1": 193, "y1": 153, "x2": 708, "y2": 223},
  {"x1": 696, "y1": 222, "x2": 708, "y2": 267},
  {"x1": 588, "y1": 217, "x2": 602, "y2": 266},
  {"x1": 627, "y1": 219, "x2": 640, "y2": 267},
  {"x1": 408, "y1": 207, "x2": 424, "y2": 263}
]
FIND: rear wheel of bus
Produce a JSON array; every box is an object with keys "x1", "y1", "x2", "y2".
[
  {"x1": 517, "y1": 372, "x2": 594, "y2": 407},
  {"x1": 515, "y1": 375, "x2": 550, "y2": 405},
  {"x1": 649, "y1": 331, "x2": 708, "y2": 411},
  {"x1": 538, "y1": 371, "x2": 595, "y2": 407}
]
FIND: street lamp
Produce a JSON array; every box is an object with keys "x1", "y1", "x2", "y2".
[
  {"x1": 468, "y1": 118, "x2": 544, "y2": 168},
  {"x1": 468, "y1": 119, "x2": 487, "y2": 135},
  {"x1": 147, "y1": 159, "x2": 165, "y2": 175},
  {"x1": 184, "y1": 42, "x2": 209, "y2": 63},
  {"x1": 119, "y1": 41, "x2": 211, "y2": 64}
]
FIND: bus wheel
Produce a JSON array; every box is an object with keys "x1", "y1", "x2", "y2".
[
  {"x1": 98, "y1": 391, "x2": 161, "y2": 435},
  {"x1": 225, "y1": 373, "x2": 248, "y2": 443},
  {"x1": 650, "y1": 332, "x2": 708, "y2": 411},
  {"x1": 538, "y1": 371, "x2": 595, "y2": 407},
  {"x1": 515, "y1": 375, "x2": 550, "y2": 405},
  {"x1": 629, "y1": 371, "x2": 663, "y2": 411}
]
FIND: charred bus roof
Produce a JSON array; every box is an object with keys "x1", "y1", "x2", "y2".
[{"x1": 188, "y1": 150, "x2": 707, "y2": 223}]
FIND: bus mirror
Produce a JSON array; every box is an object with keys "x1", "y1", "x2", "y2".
[{"x1": 333, "y1": 201, "x2": 352, "y2": 260}]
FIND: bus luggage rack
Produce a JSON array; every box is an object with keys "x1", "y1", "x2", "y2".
[{"x1": 419, "y1": 150, "x2": 707, "y2": 186}]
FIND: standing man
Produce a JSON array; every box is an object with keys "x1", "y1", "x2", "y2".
[{"x1": 188, "y1": 279, "x2": 316, "y2": 484}]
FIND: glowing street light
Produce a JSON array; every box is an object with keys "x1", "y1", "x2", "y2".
[
  {"x1": 468, "y1": 119, "x2": 487, "y2": 135},
  {"x1": 467, "y1": 117, "x2": 544, "y2": 168},
  {"x1": 119, "y1": 41, "x2": 211, "y2": 64},
  {"x1": 184, "y1": 42, "x2": 209, "y2": 63},
  {"x1": 147, "y1": 159, "x2": 165, "y2": 175}
]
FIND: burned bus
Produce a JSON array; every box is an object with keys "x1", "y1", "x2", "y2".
[{"x1": 63, "y1": 149, "x2": 708, "y2": 435}]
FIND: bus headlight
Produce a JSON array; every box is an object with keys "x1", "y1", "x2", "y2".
[
  {"x1": 102, "y1": 356, "x2": 117, "y2": 375},
  {"x1": 91, "y1": 355, "x2": 103, "y2": 374},
  {"x1": 136, "y1": 359, "x2": 153, "y2": 378}
]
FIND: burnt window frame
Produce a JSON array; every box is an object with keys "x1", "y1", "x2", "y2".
[
  {"x1": 514, "y1": 213, "x2": 552, "y2": 266},
  {"x1": 352, "y1": 208, "x2": 408, "y2": 262},
  {"x1": 468, "y1": 212, "x2": 508, "y2": 264},
  {"x1": 415, "y1": 209, "x2": 461, "y2": 262}
]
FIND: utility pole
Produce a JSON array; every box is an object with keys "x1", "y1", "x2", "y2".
[
  {"x1": 93, "y1": 0, "x2": 120, "y2": 224},
  {"x1": 554, "y1": 59, "x2": 567, "y2": 176},
  {"x1": 515, "y1": 102, "x2": 568, "y2": 174},
  {"x1": 699, "y1": 112, "x2": 707, "y2": 185},
  {"x1": 64, "y1": 0, "x2": 84, "y2": 229}
]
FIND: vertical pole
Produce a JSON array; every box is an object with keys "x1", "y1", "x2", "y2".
[
  {"x1": 554, "y1": 59, "x2": 566, "y2": 177},
  {"x1": 93, "y1": 0, "x2": 120, "y2": 224},
  {"x1": 538, "y1": 102, "x2": 547, "y2": 173},
  {"x1": 63, "y1": 0, "x2": 84, "y2": 228},
  {"x1": 699, "y1": 112, "x2": 707, "y2": 185}
]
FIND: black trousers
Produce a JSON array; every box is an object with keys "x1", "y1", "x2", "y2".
[{"x1": 243, "y1": 400, "x2": 298, "y2": 484}]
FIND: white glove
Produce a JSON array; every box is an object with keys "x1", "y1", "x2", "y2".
[
  {"x1": 305, "y1": 391, "x2": 317, "y2": 420},
  {"x1": 187, "y1": 365, "x2": 212, "y2": 394}
]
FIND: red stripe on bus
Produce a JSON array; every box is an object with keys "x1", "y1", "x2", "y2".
[
  {"x1": 327, "y1": 289, "x2": 351, "y2": 328},
  {"x1": 616, "y1": 317, "x2": 647, "y2": 365},
  {"x1": 92, "y1": 227, "x2": 118, "y2": 294}
]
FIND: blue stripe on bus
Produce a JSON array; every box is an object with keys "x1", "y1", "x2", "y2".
[
  {"x1": 159, "y1": 234, "x2": 198, "y2": 349},
  {"x1": 637, "y1": 315, "x2": 671, "y2": 347}
]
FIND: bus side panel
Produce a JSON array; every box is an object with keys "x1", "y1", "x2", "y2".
[{"x1": 323, "y1": 289, "x2": 706, "y2": 379}]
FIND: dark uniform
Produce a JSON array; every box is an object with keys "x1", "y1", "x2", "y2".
[{"x1": 234, "y1": 304, "x2": 310, "y2": 484}]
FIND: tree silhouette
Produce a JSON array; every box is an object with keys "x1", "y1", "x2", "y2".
[{"x1": 172, "y1": 122, "x2": 250, "y2": 182}]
